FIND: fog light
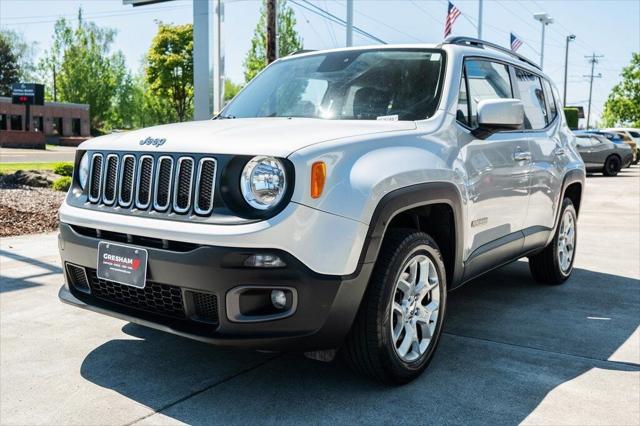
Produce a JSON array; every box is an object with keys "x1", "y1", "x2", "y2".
[
  {"x1": 271, "y1": 290, "x2": 287, "y2": 309},
  {"x1": 244, "y1": 254, "x2": 286, "y2": 268}
]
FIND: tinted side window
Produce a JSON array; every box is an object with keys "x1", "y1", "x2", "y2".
[
  {"x1": 465, "y1": 60, "x2": 513, "y2": 128},
  {"x1": 514, "y1": 68, "x2": 547, "y2": 129},
  {"x1": 542, "y1": 79, "x2": 558, "y2": 122}
]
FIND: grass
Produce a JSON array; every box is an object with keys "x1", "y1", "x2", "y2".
[{"x1": 0, "y1": 162, "x2": 72, "y2": 174}]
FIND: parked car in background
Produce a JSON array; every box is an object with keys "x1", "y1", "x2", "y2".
[
  {"x1": 576, "y1": 130, "x2": 637, "y2": 166},
  {"x1": 602, "y1": 129, "x2": 639, "y2": 165},
  {"x1": 574, "y1": 134, "x2": 633, "y2": 175}
]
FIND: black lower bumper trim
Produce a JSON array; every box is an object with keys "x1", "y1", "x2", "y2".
[{"x1": 58, "y1": 222, "x2": 373, "y2": 350}]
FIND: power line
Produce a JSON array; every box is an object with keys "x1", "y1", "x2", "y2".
[
  {"x1": 584, "y1": 53, "x2": 604, "y2": 129},
  {"x1": 336, "y1": 0, "x2": 423, "y2": 42},
  {"x1": 290, "y1": 0, "x2": 386, "y2": 44}
]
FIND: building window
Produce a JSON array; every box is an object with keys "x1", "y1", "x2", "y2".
[
  {"x1": 52, "y1": 117, "x2": 63, "y2": 135},
  {"x1": 33, "y1": 116, "x2": 44, "y2": 132},
  {"x1": 0, "y1": 114, "x2": 6, "y2": 130},
  {"x1": 10, "y1": 115, "x2": 23, "y2": 131},
  {"x1": 72, "y1": 118, "x2": 81, "y2": 136}
]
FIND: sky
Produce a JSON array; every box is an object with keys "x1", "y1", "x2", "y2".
[{"x1": 1, "y1": 0, "x2": 638, "y2": 125}]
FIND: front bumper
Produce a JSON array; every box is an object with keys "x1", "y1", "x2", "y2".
[{"x1": 58, "y1": 223, "x2": 372, "y2": 351}]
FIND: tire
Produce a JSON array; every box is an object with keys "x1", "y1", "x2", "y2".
[
  {"x1": 528, "y1": 198, "x2": 577, "y2": 285},
  {"x1": 603, "y1": 155, "x2": 621, "y2": 176},
  {"x1": 342, "y1": 229, "x2": 447, "y2": 384}
]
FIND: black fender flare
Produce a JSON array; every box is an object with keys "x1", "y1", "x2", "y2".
[
  {"x1": 547, "y1": 168, "x2": 585, "y2": 246},
  {"x1": 353, "y1": 182, "x2": 465, "y2": 287}
]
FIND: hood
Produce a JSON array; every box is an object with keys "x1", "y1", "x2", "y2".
[{"x1": 80, "y1": 118, "x2": 417, "y2": 157}]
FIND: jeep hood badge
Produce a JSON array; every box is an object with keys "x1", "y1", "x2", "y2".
[{"x1": 139, "y1": 137, "x2": 167, "y2": 147}]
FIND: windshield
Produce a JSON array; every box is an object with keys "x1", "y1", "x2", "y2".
[{"x1": 221, "y1": 49, "x2": 445, "y2": 121}]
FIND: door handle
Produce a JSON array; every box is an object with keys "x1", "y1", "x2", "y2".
[
  {"x1": 554, "y1": 147, "x2": 566, "y2": 156},
  {"x1": 513, "y1": 151, "x2": 531, "y2": 162}
]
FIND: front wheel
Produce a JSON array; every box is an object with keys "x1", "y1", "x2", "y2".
[
  {"x1": 343, "y1": 229, "x2": 447, "y2": 384},
  {"x1": 528, "y1": 198, "x2": 577, "y2": 285}
]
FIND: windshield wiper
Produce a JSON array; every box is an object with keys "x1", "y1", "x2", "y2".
[{"x1": 216, "y1": 114, "x2": 236, "y2": 119}]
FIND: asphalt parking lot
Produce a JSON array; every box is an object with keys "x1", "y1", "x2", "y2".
[{"x1": 1, "y1": 166, "x2": 638, "y2": 425}]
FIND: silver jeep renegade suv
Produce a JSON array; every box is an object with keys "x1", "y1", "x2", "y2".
[{"x1": 58, "y1": 37, "x2": 585, "y2": 384}]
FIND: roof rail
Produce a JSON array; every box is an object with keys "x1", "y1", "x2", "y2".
[
  {"x1": 288, "y1": 49, "x2": 316, "y2": 56},
  {"x1": 442, "y1": 36, "x2": 541, "y2": 71}
]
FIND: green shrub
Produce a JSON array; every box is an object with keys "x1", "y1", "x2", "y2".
[
  {"x1": 53, "y1": 162, "x2": 74, "y2": 177},
  {"x1": 52, "y1": 176, "x2": 72, "y2": 191},
  {"x1": 563, "y1": 108, "x2": 579, "y2": 130}
]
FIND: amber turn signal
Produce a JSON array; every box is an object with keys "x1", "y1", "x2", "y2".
[{"x1": 310, "y1": 161, "x2": 327, "y2": 199}]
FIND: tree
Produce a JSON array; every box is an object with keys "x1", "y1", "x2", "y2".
[
  {"x1": 145, "y1": 22, "x2": 193, "y2": 122},
  {"x1": 224, "y1": 79, "x2": 243, "y2": 102},
  {"x1": 602, "y1": 53, "x2": 640, "y2": 128},
  {"x1": 38, "y1": 9, "x2": 128, "y2": 133},
  {"x1": 243, "y1": 0, "x2": 303, "y2": 82},
  {"x1": 0, "y1": 29, "x2": 37, "y2": 89},
  {"x1": 0, "y1": 36, "x2": 20, "y2": 96}
]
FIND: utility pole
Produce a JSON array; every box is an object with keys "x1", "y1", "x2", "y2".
[
  {"x1": 584, "y1": 53, "x2": 603, "y2": 130},
  {"x1": 534, "y1": 12, "x2": 553, "y2": 69},
  {"x1": 52, "y1": 65, "x2": 57, "y2": 102},
  {"x1": 266, "y1": 0, "x2": 277, "y2": 64},
  {"x1": 346, "y1": 0, "x2": 354, "y2": 46},
  {"x1": 477, "y1": 0, "x2": 483, "y2": 39},
  {"x1": 563, "y1": 34, "x2": 576, "y2": 106}
]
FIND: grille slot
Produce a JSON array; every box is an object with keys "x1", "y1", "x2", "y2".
[
  {"x1": 88, "y1": 154, "x2": 103, "y2": 202},
  {"x1": 135, "y1": 156, "x2": 154, "y2": 209},
  {"x1": 102, "y1": 154, "x2": 119, "y2": 205},
  {"x1": 87, "y1": 269, "x2": 186, "y2": 319},
  {"x1": 173, "y1": 157, "x2": 194, "y2": 213},
  {"x1": 118, "y1": 155, "x2": 136, "y2": 207},
  {"x1": 66, "y1": 263, "x2": 90, "y2": 293},
  {"x1": 190, "y1": 291, "x2": 219, "y2": 323},
  {"x1": 153, "y1": 156, "x2": 173, "y2": 211},
  {"x1": 194, "y1": 158, "x2": 217, "y2": 215}
]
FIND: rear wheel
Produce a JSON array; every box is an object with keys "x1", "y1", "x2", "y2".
[
  {"x1": 528, "y1": 198, "x2": 577, "y2": 285},
  {"x1": 603, "y1": 155, "x2": 621, "y2": 176},
  {"x1": 343, "y1": 229, "x2": 447, "y2": 384}
]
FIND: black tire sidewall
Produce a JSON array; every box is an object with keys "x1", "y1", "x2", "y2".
[
  {"x1": 377, "y1": 234, "x2": 447, "y2": 381},
  {"x1": 604, "y1": 156, "x2": 620, "y2": 176}
]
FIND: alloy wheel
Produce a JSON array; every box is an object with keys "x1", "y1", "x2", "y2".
[{"x1": 390, "y1": 252, "x2": 441, "y2": 363}]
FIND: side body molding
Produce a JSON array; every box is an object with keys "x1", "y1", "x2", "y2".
[{"x1": 355, "y1": 182, "x2": 465, "y2": 288}]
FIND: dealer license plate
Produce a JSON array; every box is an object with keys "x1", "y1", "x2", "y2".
[{"x1": 97, "y1": 242, "x2": 148, "y2": 289}]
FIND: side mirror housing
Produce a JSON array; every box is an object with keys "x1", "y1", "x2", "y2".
[{"x1": 474, "y1": 99, "x2": 524, "y2": 138}]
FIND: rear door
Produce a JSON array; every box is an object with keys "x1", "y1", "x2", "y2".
[{"x1": 519, "y1": 72, "x2": 565, "y2": 233}]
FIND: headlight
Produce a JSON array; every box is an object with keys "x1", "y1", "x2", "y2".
[
  {"x1": 240, "y1": 156, "x2": 287, "y2": 210},
  {"x1": 78, "y1": 153, "x2": 90, "y2": 190}
]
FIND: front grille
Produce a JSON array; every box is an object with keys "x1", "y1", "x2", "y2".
[
  {"x1": 86, "y1": 152, "x2": 217, "y2": 216},
  {"x1": 87, "y1": 269, "x2": 186, "y2": 318}
]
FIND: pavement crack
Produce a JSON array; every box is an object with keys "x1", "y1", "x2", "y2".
[
  {"x1": 443, "y1": 331, "x2": 640, "y2": 369},
  {"x1": 125, "y1": 354, "x2": 281, "y2": 426}
]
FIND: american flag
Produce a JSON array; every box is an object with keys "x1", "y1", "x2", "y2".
[
  {"x1": 444, "y1": 2, "x2": 461, "y2": 37},
  {"x1": 510, "y1": 32, "x2": 523, "y2": 52}
]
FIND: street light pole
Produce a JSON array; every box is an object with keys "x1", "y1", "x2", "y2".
[
  {"x1": 563, "y1": 34, "x2": 576, "y2": 107},
  {"x1": 477, "y1": 0, "x2": 483, "y2": 39},
  {"x1": 346, "y1": 0, "x2": 353, "y2": 46},
  {"x1": 534, "y1": 12, "x2": 553, "y2": 69}
]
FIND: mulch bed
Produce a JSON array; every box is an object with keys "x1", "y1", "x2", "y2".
[{"x1": 0, "y1": 183, "x2": 66, "y2": 237}]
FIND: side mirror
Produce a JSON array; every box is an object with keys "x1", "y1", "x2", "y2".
[{"x1": 474, "y1": 99, "x2": 524, "y2": 138}]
